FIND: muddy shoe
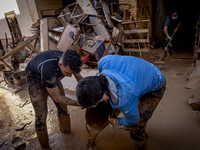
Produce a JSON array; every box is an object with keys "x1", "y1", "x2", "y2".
[
  {"x1": 134, "y1": 139, "x2": 148, "y2": 150},
  {"x1": 88, "y1": 146, "x2": 98, "y2": 150}
]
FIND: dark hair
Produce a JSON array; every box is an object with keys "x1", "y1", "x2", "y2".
[
  {"x1": 169, "y1": 9, "x2": 179, "y2": 16},
  {"x1": 76, "y1": 76, "x2": 108, "y2": 108},
  {"x1": 61, "y1": 49, "x2": 82, "y2": 73}
]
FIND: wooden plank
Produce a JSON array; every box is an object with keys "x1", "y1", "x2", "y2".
[
  {"x1": 123, "y1": 29, "x2": 149, "y2": 34},
  {"x1": 57, "y1": 12, "x2": 71, "y2": 18},
  {"x1": 101, "y1": 0, "x2": 114, "y2": 28},
  {"x1": 70, "y1": 13, "x2": 84, "y2": 19},
  {"x1": 122, "y1": 39, "x2": 149, "y2": 43},
  {"x1": 123, "y1": 48, "x2": 149, "y2": 52},
  {"x1": 122, "y1": 20, "x2": 150, "y2": 24},
  {"x1": 79, "y1": 23, "x2": 96, "y2": 26},
  {"x1": 40, "y1": 18, "x2": 49, "y2": 52},
  {"x1": 41, "y1": 7, "x2": 63, "y2": 16},
  {"x1": 100, "y1": 40, "x2": 112, "y2": 58},
  {"x1": 1, "y1": 60, "x2": 12, "y2": 70},
  {"x1": 28, "y1": 43, "x2": 38, "y2": 54}
]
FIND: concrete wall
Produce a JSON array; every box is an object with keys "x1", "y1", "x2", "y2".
[{"x1": 0, "y1": 0, "x2": 33, "y2": 39}]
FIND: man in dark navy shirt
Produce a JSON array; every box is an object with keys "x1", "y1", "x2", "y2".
[
  {"x1": 25, "y1": 49, "x2": 82, "y2": 149},
  {"x1": 162, "y1": 10, "x2": 181, "y2": 47}
]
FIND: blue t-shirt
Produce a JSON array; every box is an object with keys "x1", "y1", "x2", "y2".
[{"x1": 98, "y1": 55, "x2": 166, "y2": 126}]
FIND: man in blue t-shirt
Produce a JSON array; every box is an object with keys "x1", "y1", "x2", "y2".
[
  {"x1": 25, "y1": 49, "x2": 82, "y2": 149},
  {"x1": 76, "y1": 55, "x2": 166, "y2": 150}
]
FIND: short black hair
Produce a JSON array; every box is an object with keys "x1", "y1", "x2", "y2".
[
  {"x1": 76, "y1": 76, "x2": 108, "y2": 108},
  {"x1": 61, "y1": 49, "x2": 82, "y2": 74}
]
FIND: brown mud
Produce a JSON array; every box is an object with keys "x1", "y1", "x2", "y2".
[{"x1": 1, "y1": 52, "x2": 200, "y2": 150}]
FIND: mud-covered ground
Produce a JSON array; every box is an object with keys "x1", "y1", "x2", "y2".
[{"x1": 1, "y1": 49, "x2": 200, "y2": 150}]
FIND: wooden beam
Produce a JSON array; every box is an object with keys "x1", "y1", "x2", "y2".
[
  {"x1": 122, "y1": 20, "x2": 150, "y2": 24},
  {"x1": 123, "y1": 48, "x2": 149, "y2": 52},
  {"x1": 123, "y1": 29, "x2": 149, "y2": 34},
  {"x1": 40, "y1": 18, "x2": 49, "y2": 52},
  {"x1": 122, "y1": 39, "x2": 149, "y2": 43}
]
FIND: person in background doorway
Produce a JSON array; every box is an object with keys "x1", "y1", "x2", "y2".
[
  {"x1": 25, "y1": 49, "x2": 83, "y2": 149},
  {"x1": 76, "y1": 55, "x2": 166, "y2": 150},
  {"x1": 161, "y1": 10, "x2": 181, "y2": 49}
]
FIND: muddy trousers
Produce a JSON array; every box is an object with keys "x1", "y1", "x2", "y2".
[
  {"x1": 26, "y1": 76, "x2": 70, "y2": 149},
  {"x1": 127, "y1": 82, "x2": 166, "y2": 150}
]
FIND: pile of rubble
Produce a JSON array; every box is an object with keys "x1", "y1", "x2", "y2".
[{"x1": 0, "y1": 0, "x2": 151, "y2": 92}]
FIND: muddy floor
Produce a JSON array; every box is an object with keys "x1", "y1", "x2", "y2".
[{"x1": 1, "y1": 50, "x2": 200, "y2": 150}]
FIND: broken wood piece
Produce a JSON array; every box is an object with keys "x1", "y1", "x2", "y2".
[
  {"x1": 41, "y1": 7, "x2": 63, "y2": 16},
  {"x1": 48, "y1": 31, "x2": 60, "y2": 42},
  {"x1": 100, "y1": 41, "x2": 112, "y2": 59},
  {"x1": 57, "y1": 24, "x2": 79, "y2": 52},
  {"x1": 112, "y1": 27, "x2": 119, "y2": 43},
  {"x1": 70, "y1": 13, "x2": 84, "y2": 19},
  {"x1": 188, "y1": 97, "x2": 200, "y2": 110},
  {"x1": 110, "y1": 16, "x2": 123, "y2": 23},
  {"x1": 40, "y1": 18, "x2": 49, "y2": 52},
  {"x1": 86, "y1": 61, "x2": 98, "y2": 67},
  {"x1": 101, "y1": 0, "x2": 114, "y2": 28},
  {"x1": 57, "y1": 12, "x2": 71, "y2": 18},
  {"x1": 0, "y1": 33, "x2": 39, "y2": 70}
]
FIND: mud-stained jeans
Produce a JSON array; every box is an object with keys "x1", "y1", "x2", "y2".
[
  {"x1": 126, "y1": 82, "x2": 166, "y2": 149},
  {"x1": 26, "y1": 72, "x2": 70, "y2": 148}
]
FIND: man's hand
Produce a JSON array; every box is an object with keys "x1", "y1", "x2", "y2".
[
  {"x1": 167, "y1": 36, "x2": 172, "y2": 41},
  {"x1": 108, "y1": 115, "x2": 120, "y2": 125}
]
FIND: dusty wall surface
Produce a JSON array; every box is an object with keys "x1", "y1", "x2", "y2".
[{"x1": 0, "y1": 0, "x2": 33, "y2": 39}]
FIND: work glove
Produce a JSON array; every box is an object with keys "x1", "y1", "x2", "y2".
[{"x1": 167, "y1": 36, "x2": 172, "y2": 41}]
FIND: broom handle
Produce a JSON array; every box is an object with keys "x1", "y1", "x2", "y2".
[{"x1": 159, "y1": 32, "x2": 175, "y2": 61}]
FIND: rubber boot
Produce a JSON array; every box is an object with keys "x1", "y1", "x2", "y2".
[
  {"x1": 58, "y1": 114, "x2": 71, "y2": 133},
  {"x1": 134, "y1": 139, "x2": 148, "y2": 150},
  {"x1": 36, "y1": 129, "x2": 50, "y2": 149}
]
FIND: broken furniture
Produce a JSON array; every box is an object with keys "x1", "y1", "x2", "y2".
[
  {"x1": 0, "y1": 32, "x2": 39, "y2": 70},
  {"x1": 4, "y1": 11, "x2": 23, "y2": 49},
  {"x1": 58, "y1": 3, "x2": 84, "y2": 28},
  {"x1": 121, "y1": 20, "x2": 150, "y2": 53},
  {"x1": 1, "y1": 71, "x2": 21, "y2": 93},
  {"x1": 40, "y1": 17, "x2": 63, "y2": 51},
  {"x1": 57, "y1": 24, "x2": 80, "y2": 52},
  {"x1": 81, "y1": 35, "x2": 106, "y2": 61}
]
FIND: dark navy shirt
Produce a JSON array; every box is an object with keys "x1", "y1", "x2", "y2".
[
  {"x1": 25, "y1": 50, "x2": 64, "y2": 88},
  {"x1": 162, "y1": 15, "x2": 180, "y2": 35}
]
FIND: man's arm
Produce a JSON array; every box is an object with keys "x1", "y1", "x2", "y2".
[
  {"x1": 174, "y1": 21, "x2": 181, "y2": 33},
  {"x1": 164, "y1": 26, "x2": 172, "y2": 41},
  {"x1": 46, "y1": 86, "x2": 79, "y2": 106}
]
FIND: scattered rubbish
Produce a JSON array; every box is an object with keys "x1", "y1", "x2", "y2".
[
  {"x1": 15, "y1": 121, "x2": 32, "y2": 131},
  {"x1": 19, "y1": 100, "x2": 29, "y2": 108},
  {"x1": 12, "y1": 137, "x2": 26, "y2": 150}
]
